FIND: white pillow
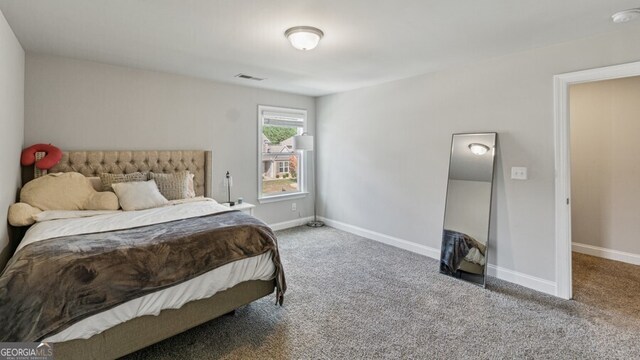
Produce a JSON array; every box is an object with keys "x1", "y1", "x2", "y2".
[{"x1": 112, "y1": 180, "x2": 169, "y2": 211}]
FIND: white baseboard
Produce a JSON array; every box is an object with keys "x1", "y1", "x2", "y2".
[
  {"x1": 319, "y1": 217, "x2": 441, "y2": 259},
  {"x1": 319, "y1": 216, "x2": 557, "y2": 296},
  {"x1": 572, "y1": 242, "x2": 640, "y2": 266},
  {"x1": 487, "y1": 264, "x2": 557, "y2": 295},
  {"x1": 270, "y1": 216, "x2": 314, "y2": 231}
]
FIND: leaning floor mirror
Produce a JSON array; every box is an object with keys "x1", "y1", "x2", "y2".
[{"x1": 440, "y1": 132, "x2": 497, "y2": 287}]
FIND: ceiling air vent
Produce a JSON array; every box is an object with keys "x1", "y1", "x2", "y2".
[{"x1": 235, "y1": 73, "x2": 265, "y2": 81}]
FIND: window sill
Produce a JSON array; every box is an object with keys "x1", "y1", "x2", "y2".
[{"x1": 258, "y1": 192, "x2": 309, "y2": 204}]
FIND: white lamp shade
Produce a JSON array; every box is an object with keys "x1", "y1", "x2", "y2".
[{"x1": 293, "y1": 134, "x2": 314, "y2": 151}]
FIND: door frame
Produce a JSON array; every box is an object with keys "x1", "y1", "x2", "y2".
[{"x1": 554, "y1": 61, "x2": 640, "y2": 299}]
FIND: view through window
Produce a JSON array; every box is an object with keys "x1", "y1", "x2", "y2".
[{"x1": 259, "y1": 106, "x2": 306, "y2": 199}]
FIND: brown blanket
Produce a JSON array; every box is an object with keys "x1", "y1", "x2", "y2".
[
  {"x1": 0, "y1": 210, "x2": 286, "y2": 342},
  {"x1": 440, "y1": 229, "x2": 484, "y2": 275}
]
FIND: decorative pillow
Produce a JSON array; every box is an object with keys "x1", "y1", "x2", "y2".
[
  {"x1": 100, "y1": 172, "x2": 148, "y2": 192},
  {"x1": 149, "y1": 171, "x2": 191, "y2": 200},
  {"x1": 21, "y1": 172, "x2": 119, "y2": 211},
  {"x1": 86, "y1": 191, "x2": 120, "y2": 210},
  {"x1": 20, "y1": 143, "x2": 63, "y2": 170},
  {"x1": 8, "y1": 203, "x2": 42, "y2": 226},
  {"x1": 187, "y1": 173, "x2": 196, "y2": 198},
  {"x1": 112, "y1": 180, "x2": 169, "y2": 211},
  {"x1": 87, "y1": 177, "x2": 103, "y2": 192}
]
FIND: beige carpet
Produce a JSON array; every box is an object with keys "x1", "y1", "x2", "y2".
[
  {"x1": 572, "y1": 252, "x2": 640, "y2": 322},
  {"x1": 125, "y1": 226, "x2": 640, "y2": 359}
]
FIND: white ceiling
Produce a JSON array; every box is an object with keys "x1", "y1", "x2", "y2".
[{"x1": 1, "y1": 0, "x2": 639, "y2": 96}]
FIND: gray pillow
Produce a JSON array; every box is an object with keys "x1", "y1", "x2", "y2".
[
  {"x1": 100, "y1": 172, "x2": 148, "y2": 192},
  {"x1": 149, "y1": 171, "x2": 190, "y2": 200}
]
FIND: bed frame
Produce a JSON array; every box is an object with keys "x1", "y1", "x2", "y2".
[{"x1": 3, "y1": 150, "x2": 276, "y2": 359}]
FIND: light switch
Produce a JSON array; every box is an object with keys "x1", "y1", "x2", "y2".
[{"x1": 511, "y1": 167, "x2": 528, "y2": 180}]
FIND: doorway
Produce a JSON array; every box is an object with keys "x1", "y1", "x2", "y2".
[
  {"x1": 568, "y1": 76, "x2": 640, "y2": 313},
  {"x1": 554, "y1": 61, "x2": 640, "y2": 300}
]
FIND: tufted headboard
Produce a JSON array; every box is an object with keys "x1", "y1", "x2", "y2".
[
  {"x1": 21, "y1": 150, "x2": 212, "y2": 197},
  {"x1": 2, "y1": 150, "x2": 212, "y2": 273}
]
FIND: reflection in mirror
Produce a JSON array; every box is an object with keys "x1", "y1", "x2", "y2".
[{"x1": 440, "y1": 133, "x2": 497, "y2": 287}]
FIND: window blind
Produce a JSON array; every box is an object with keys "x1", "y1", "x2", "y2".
[{"x1": 262, "y1": 111, "x2": 305, "y2": 128}]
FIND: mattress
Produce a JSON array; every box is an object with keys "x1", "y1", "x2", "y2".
[{"x1": 14, "y1": 199, "x2": 276, "y2": 343}]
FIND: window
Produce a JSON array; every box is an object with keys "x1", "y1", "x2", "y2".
[
  {"x1": 258, "y1": 105, "x2": 307, "y2": 202},
  {"x1": 278, "y1": 161, "x2": 290, "y2": 173}
]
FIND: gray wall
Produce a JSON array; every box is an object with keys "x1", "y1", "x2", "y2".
[
  {"x1": 316, "y1": 26, "x2": 640, "y2": 283},
  {"x1": 25, "y1": 54, "x2": 315, "y2": 225},
  {"x1": 0, "y1": 10, "x2": 24, "y2": 258},
  {"x1": 570, "y1": 76, "x2": 640, "y2": 256}
]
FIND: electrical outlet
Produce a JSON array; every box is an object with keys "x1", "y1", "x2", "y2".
[
  {"x1": 511, "y1": 167, "x2": 528, "y2": 180},
  {"x1": 291, "y1": 203, "x2": 297, "y2": 211}
]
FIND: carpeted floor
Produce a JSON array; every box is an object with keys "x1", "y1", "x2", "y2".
[
  {"x1": 572, "y1": 252, "x2": 640, "y2": 322},
  {"x1": 126, "y1": 226, "x2": 640, "y2": 359}
]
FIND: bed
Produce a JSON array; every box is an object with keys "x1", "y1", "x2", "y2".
[
  {"x1": 440, "y1": 229, "x2": 486, "y2": 276},
  {"x1": 1, "y1": 150, "x2": 284, "y2": 359}
]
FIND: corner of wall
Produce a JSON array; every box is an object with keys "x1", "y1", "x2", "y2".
[{"x1": 0, "y1": 9, "x2": 26, "y2": 267}]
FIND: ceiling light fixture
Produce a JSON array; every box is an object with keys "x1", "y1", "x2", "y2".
[
  {"x1": 468, "y1": 143, "x2": 490, "y2": 156},
  {"x1": 285, "y1": 26, "x2": 324, "y2": 51},
  {"x1": 611, "y1": 8, "x2": 640, "y2": 23}
]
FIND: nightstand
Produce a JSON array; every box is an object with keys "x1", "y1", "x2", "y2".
[{"x1": 221, "y1": 202, "x2": 255, "y2": 216}]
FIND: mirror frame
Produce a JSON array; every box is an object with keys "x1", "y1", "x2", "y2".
[{"x1": 440, "y1": 132, "x2": 498, "y2": 288}]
